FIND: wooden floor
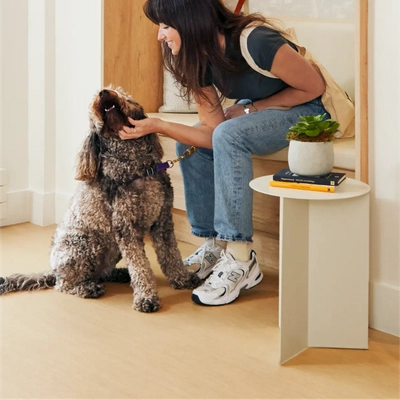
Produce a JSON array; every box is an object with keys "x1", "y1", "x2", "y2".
[{"x1": 1, "y1": 223, "x2": 399, "y2": 399}]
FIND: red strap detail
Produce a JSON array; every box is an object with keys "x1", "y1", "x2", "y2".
[{"x1": 234, "y1": 0, "x2": 246, "y2": 14}]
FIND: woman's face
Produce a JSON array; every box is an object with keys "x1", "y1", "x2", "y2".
[{"x1": 157, "y1": 23, "x2": 181, "y2": 55}]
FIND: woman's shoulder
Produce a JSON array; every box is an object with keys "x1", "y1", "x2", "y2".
[
  {"x1": 244, "y1": 25, "x2": 290, "y2": 55},
  {"x1": 240, "y1": 24, "x2": 294, "y2": 72},
  {"x1": 245, "y1": 25, "x2": 287, "y2": 45}
]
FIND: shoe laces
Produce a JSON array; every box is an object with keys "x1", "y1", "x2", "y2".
[
  {"x1": 205, "y1": 250, "x2": 237, "y2": 287},
  {"x1": 185, "y1": 239, "x2": 217, "y2": 264}
]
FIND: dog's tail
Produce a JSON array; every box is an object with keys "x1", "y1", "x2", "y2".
[
  {"x1": 0, "y1": 267, "x2": 132, "y2": 295},
  {"x1": 0, "y1": 271, "x2": 56, "y2": 295}
]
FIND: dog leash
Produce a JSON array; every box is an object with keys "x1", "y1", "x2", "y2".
[{"x1": 145, "y1": 146, "x2": 197, "y2": 176}]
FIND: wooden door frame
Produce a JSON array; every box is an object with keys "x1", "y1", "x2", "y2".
[{"x1": 356, "y1": 0, "x2": 369, "y2": 183}]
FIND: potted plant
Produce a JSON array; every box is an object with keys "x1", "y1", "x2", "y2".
[{"x1": 286, "y1": 113, "x2": 340, "y2": 177}]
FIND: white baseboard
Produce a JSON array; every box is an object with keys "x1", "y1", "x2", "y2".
[
  {"x1": 30, "y1": 191, "x2": 55, "y2": 226},
  {"x1": 0, "y1": 190, "x2": 71, "y2": 227},
  {"x1": 0, "y1": 190, "x2": 31, "y2": 227},
  {"x1": 0, "y1": 202, "x2": 6, "y2": 219},
  {"x1": 369, "y1": 280, "x2": 400, "y2": 337}
]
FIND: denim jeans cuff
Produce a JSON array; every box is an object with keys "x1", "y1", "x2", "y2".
[
  {"x1": 191, "y1": 230, "x2": 217, "y2": 239},
  {"x1": 216, "y1": 234, "x2": 253, "y2": 243}
]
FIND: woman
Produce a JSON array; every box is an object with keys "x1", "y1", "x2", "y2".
[{"x1": 119, "y1": 0, "x2": 327, "y2": 306}]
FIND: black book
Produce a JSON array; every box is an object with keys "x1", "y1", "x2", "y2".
[{"x1": 273, "y1": 169, "x2": 346, "y2": 186}]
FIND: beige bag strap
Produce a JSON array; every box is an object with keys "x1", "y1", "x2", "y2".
[
  {"x1": 240, "y1": 25, "x2": 279, "y2": 79},
  {"x1": 240, "y1": 25, "x2": 306, "y2": 74},
  {"x1": 239, "y1": 25, "x2": 309, "y2": 77}
]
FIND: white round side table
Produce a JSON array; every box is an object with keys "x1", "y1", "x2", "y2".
[{"x1": 250, "y1": 175, "x2": 371, "y2": 364}]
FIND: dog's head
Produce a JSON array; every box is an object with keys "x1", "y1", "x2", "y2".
[
  {"x1": 89, "y1": 86, "x2": 146, "y2": 137},
  {"x1": 75, "y1": 86, "x2": 161, "y2": 183}
]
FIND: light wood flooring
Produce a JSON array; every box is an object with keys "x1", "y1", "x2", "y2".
[{"x1": 0, "y1": 223, "x2": 399, "y2": 399}]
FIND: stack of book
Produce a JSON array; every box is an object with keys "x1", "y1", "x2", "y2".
[{"x1": 270, "y1": 169, "x2": 346, "y2": 193}]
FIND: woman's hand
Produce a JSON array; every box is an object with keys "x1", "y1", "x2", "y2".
[
  {"x1": 223, "y1": 103, "x2": 254, "y2": 120},
  {"x1": 119, "y1": 116, "x2": 162, "y2": 140}
]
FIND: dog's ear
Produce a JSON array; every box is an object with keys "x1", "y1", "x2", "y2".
[
  {"x1": 75, "y1": 132, "x2": 101, "y2": 182},
  {"x1": 130, "y1": 102, "x2": 146, "y2": 122}
]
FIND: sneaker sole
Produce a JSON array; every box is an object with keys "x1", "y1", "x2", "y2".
[{"x1": 191, "y1": 267, "x2": 263, "y2": 306}]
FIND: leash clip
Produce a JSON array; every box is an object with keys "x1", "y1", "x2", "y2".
[{"x1": 145, "y1": 167, "x2": 155, "y2": 176}]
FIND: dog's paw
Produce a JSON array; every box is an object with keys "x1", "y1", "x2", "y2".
[
  {"x1": 74, "y1": 282, "x2": 106, "y2": 298},
  {"x1": 133, "y1": 295, "x2": 161, "y2": 313},
  {"x1": 169, "y1": 272, "x2": 202, "y2": 290}
]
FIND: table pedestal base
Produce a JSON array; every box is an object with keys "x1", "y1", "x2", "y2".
[{"x1": 279, "y1": 196, "x2": 369, "y2": 363}]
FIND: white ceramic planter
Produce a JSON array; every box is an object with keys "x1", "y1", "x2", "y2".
[{"x1": 288, "y1": 140, "x2": 334, "y2": 177}]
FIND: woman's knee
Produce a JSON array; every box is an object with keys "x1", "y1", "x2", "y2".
[{"x1": 212, "y1": 121, "x2": 239, "y2": 151}]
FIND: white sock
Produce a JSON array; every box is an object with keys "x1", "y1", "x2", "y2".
[
  {"x1": 205, "y1": 238, "x2": 227, "y2": 250},
  {"x1": 204, "y1": 237, "x2": 214, "y2": 246},
  {"x1": 226, "y1": 242, "x2": 251, "y2": 262}
]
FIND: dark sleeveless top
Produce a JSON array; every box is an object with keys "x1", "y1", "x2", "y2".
[{"x1": 202, "y1": 26, "x2": 297, "y2": 101}]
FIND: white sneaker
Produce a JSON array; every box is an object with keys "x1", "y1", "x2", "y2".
[
  {"x1": 191, "y1": 250, "x2": 263, "y2": 306},
  {"x1": 183, "y1": 239, "x2": 223, "y2": 280}
]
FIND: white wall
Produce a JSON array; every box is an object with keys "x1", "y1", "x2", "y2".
[
  {"x1": 1, "y1": 0, "x2": 30, "y2": 223},
  {"x1": 28, "y1": 0, "x2": 55, "y2": 225},
  {"x1": 225, "y1": 0, "x2": 355, "y2": 20},
  {"x1": 368, "y1": 0, "x2": 400, "y2": 337},
  {"x1": 53, "y1": 0, "x2": 103, "y2": 221},
  {"x1": 0, "y1": 0, "x2": 398, "y2": 337},
  {"x1": 0, "y1": 0, "x2": 102, "y2": 226}
]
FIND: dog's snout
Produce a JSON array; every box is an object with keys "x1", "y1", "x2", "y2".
[{"x1": 99, "y1": 89, "x2": 109, "y2": 98}]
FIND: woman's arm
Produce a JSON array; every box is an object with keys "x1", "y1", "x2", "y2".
[
  {"x1": 119, "y1": 86, "x2": 224, "y2": 149},
  {"x1": 224, "y1": 43, "x2": 326, "y2": 119},
  {"x1": 254, "y1": 43, "x2": 326, "y2": 109}
]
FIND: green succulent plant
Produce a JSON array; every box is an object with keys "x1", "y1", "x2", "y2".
[{"x1": 286, "y1": 113, "x2": 340, "y2": 142}]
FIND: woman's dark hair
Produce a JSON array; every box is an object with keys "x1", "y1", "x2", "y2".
[{"x1": 143, "y1": 0, "x2": 279, "y2": 105}]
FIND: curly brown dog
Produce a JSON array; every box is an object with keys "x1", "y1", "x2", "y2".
[{"x1": 0, "y1": 86, "x2": 201, "y2": 312}]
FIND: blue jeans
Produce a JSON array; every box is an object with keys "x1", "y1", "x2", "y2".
[{"x1": 176, "y1": 97, "x2": 328, "y2": 243}]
